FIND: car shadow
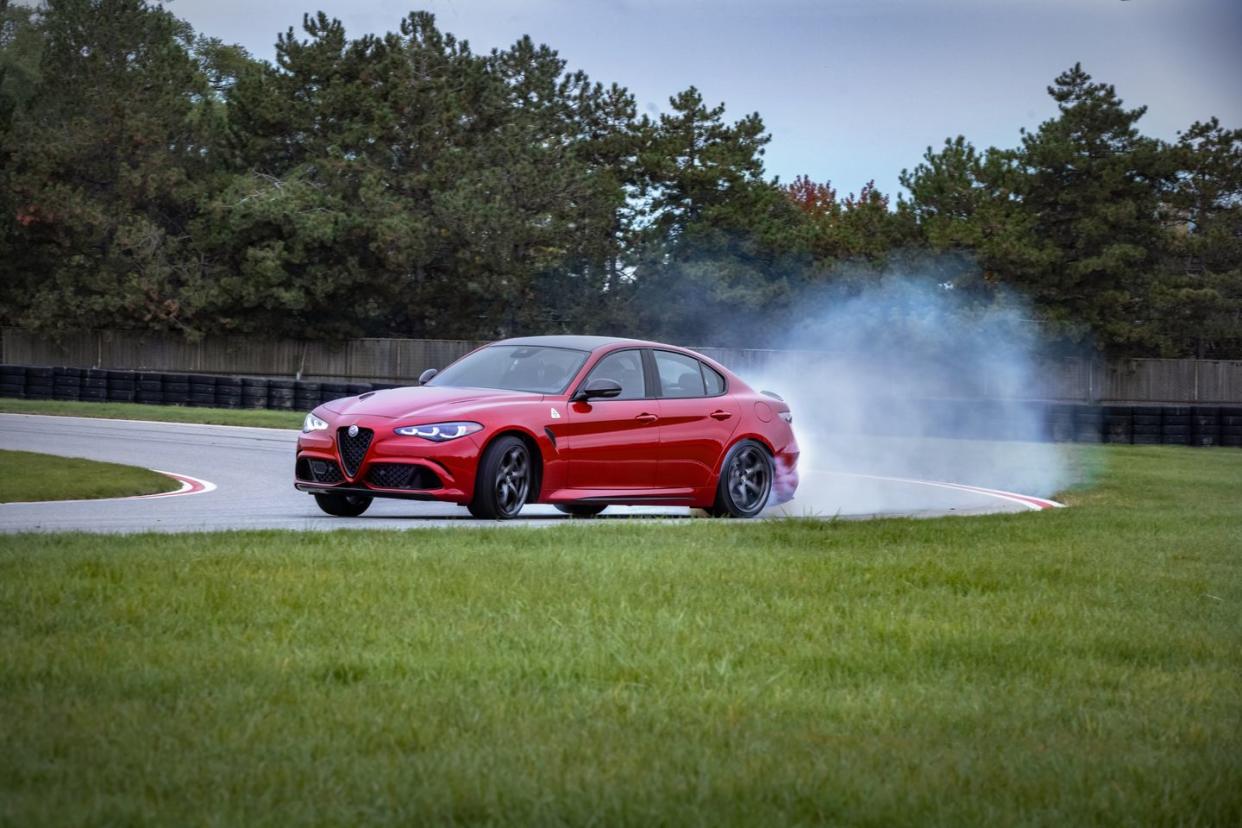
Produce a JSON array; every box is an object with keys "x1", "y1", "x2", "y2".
[{"x1": 305, "y1": 511, "x2": 696, "y2": 523}]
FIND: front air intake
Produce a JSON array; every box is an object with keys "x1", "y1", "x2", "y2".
[{"x1": 367, "y1": 463, "x2": 442, "y2": 490}]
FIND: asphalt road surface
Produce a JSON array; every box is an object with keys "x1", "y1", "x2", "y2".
[{"x1": 0, "y1": 414, "x2": 1056, "y2": 534}]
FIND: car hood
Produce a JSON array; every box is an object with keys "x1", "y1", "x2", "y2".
[{"x1": 321, "y1": 385, "x2": 543, "y2": 420}]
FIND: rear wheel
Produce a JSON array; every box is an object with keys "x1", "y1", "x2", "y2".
[
  {"x1": 554, "y1": 503, "x2": 607, "y2": 518},
  {"x1": 314, "y1": 492, "x2": 373, "y2": 517},
  {"x1": 707, "y1": 440, "x2": 773, "y2": 518},
  {"x1": 468, "y1": 435, "x2": 533, "y2": 520}
]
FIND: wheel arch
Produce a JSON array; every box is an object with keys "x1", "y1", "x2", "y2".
[
  {"x1": 712, "y1": 432, "x2": 777, "y2": 479},
  {"x1": 479, "y1": 427, "x2": 545, "y2": 500}
]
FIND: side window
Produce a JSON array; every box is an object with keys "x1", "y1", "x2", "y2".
[
  {"x1": 654, "y1": 350, "x2": 706, "y2": 398},
  {"x1": 702, "y1": 363, "x2": 726, "y2": 395},
  {"x1": 583, "y1": 350, "x2": 646, "y2": 400}
]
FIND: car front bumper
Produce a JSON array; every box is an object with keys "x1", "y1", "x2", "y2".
[{"x1": 295, "y1": 419, "x2": 482, "y2": 503}]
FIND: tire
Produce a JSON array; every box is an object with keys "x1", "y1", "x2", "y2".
[
  {"x1": 313, "y1": 492, "x2": 373, "y2": 517},
  {"x1": 707, "y1": 439, "x2": 773, "y2": 518},
  {"x1": 270, "y1": 380, "x2": 298, "y2": 410},
  {"x1": 1161, "y1": 427, "x2": 1190, "y2": 445},
  {"x1": 467, "y1": 435, "x2": 533, "y2": 520},
  {"x1": 321, "y1": 383, "x2": 348, "y2": 399},
  {"x1": 555, "y1": 503, "x2": 607, "y2": 518}
]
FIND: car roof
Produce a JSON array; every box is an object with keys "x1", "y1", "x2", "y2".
[{"x1": 495, "y1": 335, "x2": 659, "y2": 352}]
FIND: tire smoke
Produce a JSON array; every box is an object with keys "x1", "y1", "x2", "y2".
[{"x1": 729, "y1": 276, "x2": 1080, "y2": 517}]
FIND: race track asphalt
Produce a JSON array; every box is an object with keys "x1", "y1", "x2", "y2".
[{"x1": 0, "y1": 413, "x2": 1045, "y2": 533}]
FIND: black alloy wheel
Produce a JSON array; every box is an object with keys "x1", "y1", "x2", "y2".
[
  {"x1": 468, "y1": 435, "x2": 533, "y2": 520},
  {"x1": 708, "y1": 440, "x2": 773, "y2": 518},
  {"x1": 314, "y1": 492, "x2": 373, "y2": 517},
  {"x1": 554, "y1": 503, "x2": 607, "y2": 518}
]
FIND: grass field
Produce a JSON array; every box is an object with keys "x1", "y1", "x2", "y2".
[
  {"x1": 1, "y1": 445, "x2": 1239, "y2": 825},
  {"x1": 0, "y1": 398, "x2": 303, "y2": 429},
  {"x1": 0, "y1": 449, "x2": 180, "y2": 503}
]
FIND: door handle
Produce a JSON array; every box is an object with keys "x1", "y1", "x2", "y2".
[
  {"x1": 635, "y1": 413, "x2": 658, "y2": 423},
  {"x1": 710, "y1": 410, "x2": 734, "y2": 420}
]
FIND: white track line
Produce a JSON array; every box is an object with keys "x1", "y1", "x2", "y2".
[{"x1": 826, "y1": 471, "x2": 1065, "y2": 511}]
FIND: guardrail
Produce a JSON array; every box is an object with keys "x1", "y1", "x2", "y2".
[{"x1": 3, "y1": 364, "x2": 1239, "y2": 447}]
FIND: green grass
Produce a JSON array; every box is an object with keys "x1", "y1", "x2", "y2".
[
  {"x1": 1, "y1": 446, "x2": 1240, "y2": 825},
  {"x1": 0, "y1": 397, "x2": 303, "y2": 429},
  {"x1": 0, "y1": 449, "x2": 180, "y2": 503}
]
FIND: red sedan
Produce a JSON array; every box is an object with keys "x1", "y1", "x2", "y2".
[{"x1": 294, "y1": 336, "x2": 799, "y2": 519}]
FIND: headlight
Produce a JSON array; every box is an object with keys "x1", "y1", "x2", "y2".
[
  {"x1": 302, "y1": 412, "x2": 329, "y2": 433},
  {"x1": 393, "y1": 421, "x2": 483, "y2": 441}
]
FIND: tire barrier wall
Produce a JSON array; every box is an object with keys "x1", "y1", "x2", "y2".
[
  {"x1": 6, "y1": 328, "x2": 1242, "y2": 405},
  {"x1": 2, "y1": 363, "x2": 1241, "y2": 447},
  {"x1": 0, "y1": 365, "x2": 392, "y2": 414}
]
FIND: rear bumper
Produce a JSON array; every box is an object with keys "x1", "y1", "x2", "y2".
[{"x1": 772, "y1": 446, "x2": 799, "y2": 505}]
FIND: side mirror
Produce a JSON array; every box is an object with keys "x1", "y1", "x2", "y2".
[
  {"x1": 418, "y1": 368, "x2": 438, "y2": 385},
  {"x1": 572, "y1": 378, "x2": 623, "y2": 402}
]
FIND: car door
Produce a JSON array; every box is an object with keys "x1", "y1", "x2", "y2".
[
  {"x1": 563, "y1": 348, "x2": 661, "y2": 490},
  {"x1": 650, "y1": 350, "x2": 740, "y2": 491}
]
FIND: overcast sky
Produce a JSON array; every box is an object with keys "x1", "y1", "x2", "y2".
[{"x1": 161, "y1": 0, "x2": 1241, "y2": 197}]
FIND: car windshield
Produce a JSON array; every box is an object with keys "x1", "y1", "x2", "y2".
[{"x1": 427, "y1": 345, "x2": 589, "y2": 394}]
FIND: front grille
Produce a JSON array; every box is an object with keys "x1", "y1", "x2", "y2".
[
  {"x1": 367, "y1": 463, "x2": 442, "y2": 490},
  {"x1": 337, "y1": 427, "x2": 373, "y2": 478}
]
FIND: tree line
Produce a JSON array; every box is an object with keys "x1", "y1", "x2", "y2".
[{"x1": 1, "y1": 0, "x2": 1239, "y2": 356}]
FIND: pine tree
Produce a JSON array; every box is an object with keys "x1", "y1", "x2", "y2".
[{"x1": 3, "y1": 0, "x2": 218, "y2": 335}]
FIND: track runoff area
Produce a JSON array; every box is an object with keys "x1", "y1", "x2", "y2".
[{"x1": 0, "y1": 413, "x2": 1061, "y2": 534}]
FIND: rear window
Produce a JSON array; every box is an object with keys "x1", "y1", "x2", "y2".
[
  {"x1": 654, "y1": 350, "x2": 706, "y2": 398},
  {"x1": 702, "y1": 363, "x2": 726, "y2": 395}
]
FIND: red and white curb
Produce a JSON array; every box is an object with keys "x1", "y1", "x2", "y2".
[
  {"x1": 143, "y1": 470, "x2": 216, "y2": 499},
  {"x1": 834, "y1": 471, "x2": 1064, "y2": 511},
  {"x1": 1, "y1": 470, "x2": 216, "y2": 507}
]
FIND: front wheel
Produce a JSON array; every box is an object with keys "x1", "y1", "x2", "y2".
[
  {"x1": 468, "y1": 435, "x2": 533, "y2": 520},
  {"x1": 314, "y1": 491, "x2": 373, "y2": 517},
  {"x1": 554, "y1": 503, "x2": 607, "y2": 518},
  {"x1": 707, "y1": 440, "x2": 773, "y2": 518}
]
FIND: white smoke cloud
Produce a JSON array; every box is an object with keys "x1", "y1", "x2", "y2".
[{"x1": 729, "y1": 274, "x2": 1081, "y2": 517}]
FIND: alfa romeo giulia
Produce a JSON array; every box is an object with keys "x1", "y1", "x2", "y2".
[{"x1": 294, "y1": 336, "x2": 798, "y2": 519}]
